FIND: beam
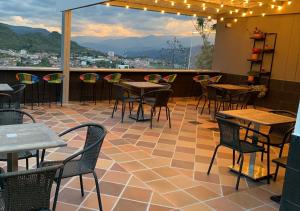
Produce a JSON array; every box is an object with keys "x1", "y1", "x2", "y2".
[{"x1": 61, "y1": 10, "x2": 72, "y2": 103}]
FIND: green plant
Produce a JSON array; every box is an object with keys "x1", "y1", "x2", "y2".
[{"x1": 247, "y1": 70, "x2": 257, "y2": 76}]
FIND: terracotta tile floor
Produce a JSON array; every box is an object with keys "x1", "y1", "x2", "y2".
[{"x1": 7, "y1": 98, "x2": 286, "y2": 210}]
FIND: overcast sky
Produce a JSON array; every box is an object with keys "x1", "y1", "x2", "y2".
[{"x1": 0, "y1": 0, "x2": 198, "y2": 38}]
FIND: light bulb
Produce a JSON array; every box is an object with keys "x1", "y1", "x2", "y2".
[
  {"x1": 278, "y1": 6, "x2": 283, "y2": 10},
  {"x1": 177, "y1": 12, "x2": 180, "y2": 15},
  {"x1": 216, "y1": 8, "x2": 220, "y2": 13},
  {"x1": 220, "y1": 17, "x2": 224, "y2": 21},
  {"x1": 262, "y1": 13, "x2": 265, "y2": 17},
  {"x1": 288, "y1": 1, "x2": 292, "y2": 5},
  {"x1": 106, "y1": 2, "x2": 110, "y2": 6},
  {"x1": 234, "y1": 18, "x2": 238, "y2": 23},
  {"x1": 161, "y1": 10, "x2": 165, "y2": 14},
  {"x1": 144, "y1": 7, "x2": 147, "y2": 11}
]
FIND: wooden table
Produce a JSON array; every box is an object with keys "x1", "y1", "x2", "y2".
[
  {"x1": 219, "y1": 109, "x2": 296, "y2": 180},
  {"x1": 209, "y1": 84, "x2": 250, "y2": 91},
  {"x1": 122, "y1": 82, "x2": 164, "y2": 121},
  {"x1": 0, "y1": 123, "x2": 67, "y2": 172},
  {"x1": 0, "y1": 84, "x2": 13, "y2": 92}
]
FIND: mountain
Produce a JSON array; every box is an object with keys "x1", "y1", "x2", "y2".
[
  {"x1": 73, "y1": 35, "x2": 214, "y2": 57},
  {"x1": 0, "y1": 23, "x2": 104, "y2": 56}
]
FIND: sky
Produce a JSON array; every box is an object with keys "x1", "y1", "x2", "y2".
[{"x1": 0, "y1": 0, "x2": 199, "y2": 38}]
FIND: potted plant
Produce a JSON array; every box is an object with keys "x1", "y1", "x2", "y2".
[
  {"x1": 253, "y1": 27, "x2": 265, "y2": 39},
  {"x1": 251, "y1": 48, "x2": 261, "y2": 60},
  {"x1": 247, "y1": 70, "x2": 257, "y2": 82}
]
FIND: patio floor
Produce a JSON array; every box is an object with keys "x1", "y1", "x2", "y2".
[{"x1": 8, "y1": 98, "x2": 284, "y2": 210}]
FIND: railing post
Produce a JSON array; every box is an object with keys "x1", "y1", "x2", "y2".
[{"x1": 61, "y1": 10, "x2": 72, "y2": 103}]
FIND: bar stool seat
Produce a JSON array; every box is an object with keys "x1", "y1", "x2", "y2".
[
  {"x1": 144, "y1": 74, "x2": 162, "y2": 83},
  {"x1": 79, "y1": 73, "x2": 99, "y2": 105},
  {"x1": 43, "y1": 73, "x2": 64, "y2": 107},
  {"x1": 16, "y1": 73, "x2": 40, "y2": 109}
]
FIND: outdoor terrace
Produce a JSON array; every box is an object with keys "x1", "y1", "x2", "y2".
[{"x1": 5, "y1": 98, "x2": 283, "y2": 211}]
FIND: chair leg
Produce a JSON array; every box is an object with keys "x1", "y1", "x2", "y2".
[
  {"x1": 43, "y1": 81, "x2": 46, "y2": 105},
  {"x1": 201, "y1": 97, "x2": 207, "y2": 115},
  {"x1": 261, "y1": 143, "x2": 265, "y2": 161},
  {"x1": 150, "y1": 108, "x2": 153, "y2": 129},
  {"x1": 80, "y1": 82, "x2": 83, "y2": 103},
  {"x1": 92, "y1": 171, "x2": 103, "y2": 211},
  {"x1": 157, "y1": 107, "x2": 161, "y2": 122},
  {"x1": 274, "y1": 146, "x2": 284, "y2": 182},
  {"x1": 36, "y1": 83, "x2": 40, "y2": 107},
  {"x1": 31, "y1": 84, "x2": 34, "y2": 110},
  {"x1": 26, "y1": 158, "x2": 29, "y2": 170},
  {"x1": 207, "y1": 144, "x2": 221, "y2": 175},
  {"x1": 111, "y1": 100, "x2": 118, "y2": 118},
  {"x1": 48, "y1": 84, "x2": 51, "y2": 108},
  {"x1": 36, "y1": 150, "x2": 40, "y2": 168},
  {"x1": 236, "y1": 154, "x2": 244, "y2": 190},
  {"x1": 196, "y1": 95, "x2": 203, "y2": 109},
  {"x1": 79, "y1": 175, "x2": 84, "y2": 197},
  {"x1": 167, "y1": 107, "x2": 171, "y2": 128},
  {"x1": 121, "y1": 102, "x2": 126, "y2": 123},
  {"x1": 233, "y1": 150, "x2": 235, "y2": 166},
  {"x1": 52, "y1": 169, "x2": 64, "y2": 211},
  {"x1": 23, "y1": 87, "x2": 26, "y2": 107},
  {"x1": 41, "y1": 149, "x2": 46, "y2": 164},
  {"x1": 93, "y1": 83, "x2": 96, "y2": 105},
  {"x1": 267, "y1": 144, "x2": 271, "y2": 184},
  {"x1": 165, "y1": 107, "x2": 168, "y2": 120}
]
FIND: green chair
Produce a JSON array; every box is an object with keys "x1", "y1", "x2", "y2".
[
  {"x1": 79, "y1": 73, "x2": 99, "y2": 105},
  {"x1": 144, "y1": 74, "x2": 162, "y2": 83},
  {"x1": 104, "y1": 73, "x2": 122, "y2": 104},
  {"x1": 16, "y1": 73, "x2": 40, "y2": 110},
  {"x1": 43, "y1": 73, "x2": 64, "y2": 107}
]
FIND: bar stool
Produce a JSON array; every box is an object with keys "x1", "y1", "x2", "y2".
[
  {"x1": 144, "y1": 74, "x2": 162, "y2": 83},
  {"x1": 79, "y1": 73, "x2": 99, "y2": 105},
  {"x1": 16, "y1": 73, "x2": 40, "y2": 110},
  {"x1": 104, "y1": 73, "x2": 121, "y2": 104},
  {"x1": 43, "y1": 73, "x2": 64, "y2": 107}
]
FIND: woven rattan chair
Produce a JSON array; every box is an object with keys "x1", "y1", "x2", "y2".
[
  {"x1": 111, "y1": 84, "x2": 139, "y2": 122},
  {"x1": 247, "y1": 110, "x2": 296, "y2": 182},
  {"x1": 143, "y1": 89, "x2": 173, "y2": 129},
  {"x1": 41, "y1": 123, "x2": 107, "y2": 211},
  {"x1": 0, "y1": 94, "x2": 12, "y2": 109},
  {"x1": 0, "y1": 109, "x2": 38, "y2": 170},
  {"x1": 208, "y1": 115, "x2": 265, "y2": 190},
  {"x1": 0, "y1": 164, "x2": 63, "y2": 211}
]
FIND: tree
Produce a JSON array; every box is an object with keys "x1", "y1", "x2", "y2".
[
  {"x1": 194, "y1": 17, "x2": 216, "y2": 69},
  {"x1": 160, "y1": 37, "x2": 189, "y2": 68}
]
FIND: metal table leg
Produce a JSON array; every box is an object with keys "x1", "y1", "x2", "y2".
[{"x1": 7, "y1": 152, "x2": 18, "y2": 172}]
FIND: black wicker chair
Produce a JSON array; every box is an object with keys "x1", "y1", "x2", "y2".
[
  {"x1": 143, "y1": 89, "x2": 173, "y2": 129},
  {"x1": 0, "y1": 164, "x2": 63, "y2": 211},
  {"x1": 229, "y1": 90, "x2": 260, "y2": 110},
  {"x1": 0, "y1": 109, "x2": 39, "y2": 170},
  {"x1": 0, "y1": 94, "x2": 12, "y2": 109},
  {"x1": 247, "y1": 110, "x2": 296, "y2": 182},
  {"x1": 207, "y1": 115, "x2": 265, "y2": 190},
  {"x1": 111, "y1": 84, "x2": 139, "y2": 122},
  {"x1": 11, "y1": 84, "x2": 26, "y2": 109},
  {"x1": 41, "y1": 123, "x2": 107, "y2": 211}
]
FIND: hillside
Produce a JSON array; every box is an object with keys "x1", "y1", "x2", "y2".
[{"x1": 0, "y1": 23, "x2": 105, "y2": 56}]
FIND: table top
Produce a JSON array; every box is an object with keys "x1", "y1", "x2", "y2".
[
  {"x1": 122, "y1": 82, "x2": 164, "y2": 89},
  {"x1": 0, "y1": 123, "x2": 67, "y2": 153},
  {"x1": 209, "y1": 84, "x2": 250, "y2": 91},
  {"x1": 0, "y1": 84, "x2": 13, "y2": 92},
  {"x1": 220, "y1": 109, "x2": 296, "y2": 126}
]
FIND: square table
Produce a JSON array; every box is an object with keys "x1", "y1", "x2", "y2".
[
  {"x1": 0, "y1": 84, "x2": 13, "y2": 92},
  {"x1": 122, "y1": 82, "x2": 164, "y2": 121},
  {"x1": 0, "y1": 123, "x2": 67, "y2": 172},
  {"x1": 219, "y1": 109, "x2": 295, "y2": 180}
]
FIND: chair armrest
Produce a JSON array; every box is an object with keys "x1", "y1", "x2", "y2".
[{"x1": 240, "y1": 124, "x2": 270, "y2": 143}]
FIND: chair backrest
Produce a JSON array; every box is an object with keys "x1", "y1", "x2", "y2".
[
  {"x1": 207, "y1": 85, "x2": 219, "y2": 100},
  {"x1": 216, "y1": 116, "x2": 241, "y2": 150},
  {"x1": 0, "y1": 109, "x2": 35, "y2": 125},
  {"x1": 113, "y1": 84, "x2": 130, "y2": 100},
  {"x1": 104, "y1": 73, "x2": 122, "y2": 83},
  {"x1": 244, "y1": 90, "x2": 260, "y2": 107},
  {"x1": 146, "y1": 89, "x2": 173, "y2": 107},
  {"x1": 0, "y1": 165, "x2": 63, "y2": 211},
  {"x1": 80, "y1": 73, "x2": 99, "y2": 83},
  {"x1": 16, "y1": 73, "x2": 39, "y2": 84},
  {"x1": 11, "y1": 84, "x2": 26, "y2": 109},
  {"x1": 193, "y1": 74, "x2": 210, "y2": 81},
  {"x1": 0, "y1": 94, "x2": 12, "y2": 109},
  {"x1": 163, "y1": 74, "x2": 177, "y2": 83},
  {"x1": 159, "y1": 83, "x2": 172, "y2": 90},
  {"x1": 60, "y1": 124, "x2": 106, "y2": 171},
  {"x1": 144, "y1": 74, "x2": 162, "y2": 83},
  {"x1": 43, "y1": 73, "x2": 64, "y2": 84},
  {"x1": 269, "y1": 110, "x2": 296, "y2": 144}
]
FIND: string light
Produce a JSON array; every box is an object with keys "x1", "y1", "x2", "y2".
[
  {"x1": 216, "y1": 8, "x2": 220, "y2": 13},
  {"x1": 202, "y1": 7, "x2": 206, "y2": 11},
  {"x1": 258, "y1": 2, "x2": 263, "y2": 7},
  {"x1": 278, "y1": 5, "x2": 283, "y2": 10},
  {"x1": 271, "y1": 4, "x2": 275, "y2": 9},
  {"x1": 249, "y1": 10, "x2": 253, "y2": 15},
  {"x1": 288, "y1": 1, "x2": 292, "y2": 5},
  {"x1": 184, "y1": 0, "x2": 187, "y2": 3},
  {"x1": 220, "y1": 4, "x2": 224, "y2": 8},
  {"x1": 220, "y1": 17, "x2": 224, "y2": 21},
  {"x1": 177, "y1": 12, "x2": 180, "y2": 15},
  {"x1": 262, "y1": 13, "x2": 266, "y2": 17},
  {"x1": 187, "y1": 4, "x2": 191, "y2": 8},
  {"x1": 143, "y1": 7, "x2": 147, "y2": 11},
  {"x1": 106, "y1": 2, "x2": 110, "y2": 6},
  {"x1": 234, "y1": 18, "x2": 238, "y2": 23},
  {"x1": 229, "y1": 10, "x2": 233, "y2": 14},
  {"x1": 161, "y1": 10, "x2": 165, "y2": 14},
  {"x1": 193, "y1": 14, "x2": 197, "y2": 17},
  {"x1": 235, "y1": 9, "x2": 239, "y2": 13},
  {"x1": 155, "y1": 0, "x2": 158, "y2": 3},
  {"x1": 242, "y1": 12, "x2": 247, "y2": 17},
  {"x1": 208, "y1": 16, "x2": 211, "y2": 20},
  {"x1": 125, "y1": 5, "x2": 129, "y2": 9},
  {"x1": 171, "y1": 1, "x2": 175, "y2": 6},
  {"x1": 202, "y1": 3, "x2": 206, "y2": 7}
]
